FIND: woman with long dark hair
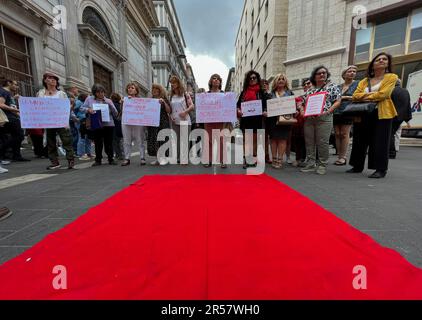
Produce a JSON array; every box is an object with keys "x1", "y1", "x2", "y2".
[
  {"x1": 349, "y1": 52, "x2": 398, "y2": 178},
  {"x1": 236, "y1": 70, "x2": 267, "y2": 168}
]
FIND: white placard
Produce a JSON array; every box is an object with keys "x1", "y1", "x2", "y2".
[
  {"x1": 267, "y1": 96, "x2": 297, "y2": 117},
  {"x1": 196, "y1": 92, "x2": 237, "y2": 123},
  {"x1": 241, "y1": 100, "x2": 263, "y2": 117},
  {"x1": 304, "y1": 92, "x2": 327, "y2": 117},
  {"x1": 19, "y1": 97, "x2": 70, "y2": 129},
  {"x1": 122, "y1": 97, "x2": 161, "y2": 127},
  {"x1": 93, "y1": 103, "x2": 110, "y2": 122}
]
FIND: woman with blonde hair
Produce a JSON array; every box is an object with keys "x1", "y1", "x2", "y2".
[
  {"x1": 169, "y1": 76, "x2": 195, "y2": 164},
  {"x1": 121, "y1": 82, "x2": 146, "y2": 166},
  {"x1": 147, "y1": 83, "x2": 172, "y2": 165},
  {"x1": 267, "y1": 74, "x2": 295, "y2": 169}
]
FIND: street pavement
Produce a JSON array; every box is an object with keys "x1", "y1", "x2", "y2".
[{"x1": 0, "y1": 142, "x2": 421, "y2": 269}]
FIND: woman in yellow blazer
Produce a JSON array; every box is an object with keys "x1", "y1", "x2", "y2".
[{"x1": 348, "y1": 52, "x2": 398, "y2": 179}]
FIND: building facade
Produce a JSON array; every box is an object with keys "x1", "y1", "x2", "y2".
[
  {"x1": 185, "y1": 63, "x2": 198, "y2": 94},
  {"x1": 234, "y1": 0, "x2": 289, "y2": 93},
  {"x1": 0, "y1": 0, "x2": 158, "y2": 96},
  {"x1": 284, "y1": 0, "x2": 422, "y2": 91},
  {"x1": 151, "y1": 0, "x2": 188, "y2": 90},
  {"x1": 225, "y1": 67, "x2": 235, "y2": 92}
]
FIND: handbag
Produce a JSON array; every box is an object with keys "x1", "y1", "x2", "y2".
[
  {"x1": 86, "y1": 111, "x2": 103, "y2": 130},
  {"x1": 342, "y1": 80, "x2": 377, "y2": 116},
  {"x1": 277, "y1": 114, "x2": 297, "y2": 125},
  {"x1": 0, "y1": 109, "x2": 9, "y2": 127}
]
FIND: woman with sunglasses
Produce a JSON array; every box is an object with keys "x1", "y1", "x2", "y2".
[
  {"x1": 349, "y1": 52, "x2": 398, "y2": 179},
  {"x1": 301, "y1": 66, "x2": 341, "y2": 175},
  {"x1": 236, "y1": 70, "x2": 267, "y2": 168}
]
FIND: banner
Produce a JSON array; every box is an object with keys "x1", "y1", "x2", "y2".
[
  {"x1": 19, "y1": 97, "x2": 70, "y2": 129},
  {"x1": 122, "y1": 97, "x2": 161, "y2": 127},
  {"x1": 304, "y1": 92, "x2": 327, "y2": 117},
  {"x1": 93, "y1": 104, "x2": 110, "y2": 123},
  {"x1": 241, "y1": 100, "x2": 263, "y2": 117},
  {"x1": 195, "y1": 92, "x2": 237, "y2": 123},
  {"x1": 267, "y1": 96, "x2": 297, "y2": 117}
]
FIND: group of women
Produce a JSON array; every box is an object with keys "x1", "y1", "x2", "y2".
[{"x1": 38, "y1": 51, "x2": 400, "y2": 178}]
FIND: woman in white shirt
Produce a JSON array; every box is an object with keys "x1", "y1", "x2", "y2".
[{"x1": 169, "y1": 76, "x2": 194, "y2": 165}]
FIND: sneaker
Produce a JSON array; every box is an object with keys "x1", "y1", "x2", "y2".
[
  {"x1": 47, "y1": 162, "x2": 61, "y2": 170},
  {"x1": 0, "y1": 166, "x2": 8, "y2": 174},
  {"x1": 150, "y1": 160, "x2": 159, "y2": 166},
  {"x1": 140, "y1": 158, "x2": 146, "y2": 166},
  {"x1": 68, "y1": 159, "x2": 75, "y2": 170},
  {"x1": 79, "y1": 155, "x2": 90, "y2": 161},
  {"x1": 0, "y1": 207, "x2": 13, "y2": 221},
  {"x1": 316, "y1": 166, "x2": 327, "y2": 175},
  {"x1": 301, "y1": 164, "x2": 316, "y2": 173},
  {"x1": 286, "y1": 156, "x2": 293, "y2": 165},
  {"x1": 1, "y1": 160, "x2": 11, "y2": 165}
]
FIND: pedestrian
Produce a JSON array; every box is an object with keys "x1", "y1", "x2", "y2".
[
  {"x1": 266, "y1": 74, "x2": 296, "y2": 169},
  {"x1": 110, "y1": 93, "x2": 124, "y2": 161},
  {"x1": 203, "y1": 74, "x2": 227, "y2": 168},
  {"x1": 169, "y1": 76, "x2": 194, "y2": 165},
  {"x1": 236, "y1": 70, "x2": 267, "y2": 168},
  {"x1": 301, "y1": 66, "x2": 341, "y2": 175},
  {"x1": 121, "y1": 82, "x2": 146, "y2": 166},
  {"x1": 80, "y1": 84, "x2": 118, "y2": 166},
  {"x1": 37, "y1": 72, "x2": 75, "y2": 170},
  {"x1": 0, "y1": 79, "x2": 29, "y2": 162},
  {"x1": 74, "y1": 93, "x2": 93, "y2": 160},
  {"x1": 348, "y1": 52, "x2": 398, "y2": 178},
  {"x1": 147, "y1": 84, "x2": 172, "y2": 165},
  {"x1": 333, "y1": 65, "x2": 359, "y2": 166}
]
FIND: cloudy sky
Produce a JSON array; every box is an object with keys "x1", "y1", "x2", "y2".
[{"x1": 173, "y1": 0, "x2": 244, "y2": 89}]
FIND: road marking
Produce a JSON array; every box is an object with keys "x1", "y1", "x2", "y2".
[{"x1": 0, "y1": 174, "x2": 58, "y2": 190}]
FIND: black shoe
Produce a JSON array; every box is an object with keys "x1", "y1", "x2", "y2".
[
  {"x1": 369, "y1": 171, "x2": 387, "y2": 179},
  {"x1": 389, "y1": 154, "x2": 396, "y2": 159},
  {"x1": 68, "y1": 160, "x2": 75, "y2": 170},
  {"x1": 13, "y1": 157, "x2": 31, "y2": 162},
  {"x1": 346, "y1": 168, "x2": 363, "y2": 173},
  {"x1": 92, "y1": 161, "x2": 102, "y2": 167},
  {"x1": 0, "y1": 207, "x2": 13, "y2": 221}
]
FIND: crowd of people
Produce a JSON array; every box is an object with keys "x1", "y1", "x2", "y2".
[{"x1": 0, "y1": 52, "x2": 413, "y2": 181}]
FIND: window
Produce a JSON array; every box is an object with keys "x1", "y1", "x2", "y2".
[
  {"x1": 245, "y1": 31, "x2": 247, "y2": 49},
  {"x1": 410, "y1": 8, "x2": 422, "y2": 53},
  {"x1": 263, "y1": 63, "x2": 267, "y2": 79},
  {"x1": 250, "y1": 60, "x2": 253, "y2": 70},
  {"x1": 0, "y1": 24, "x2": 34, "y2": 96},
  {"x1": 292, "y1": 79, "x2": 300, "y2": 89},
  {"x1": 265, "y1": 0, "x2": 269, "y2": 20},
  {"x1": 264, "y1": 32, "x2": 268, "y2": 48},
  {"x1": 251, "y1": 10, "x2": 254, "y2": 30},
  {"x1": 257, "y1": 47, "x2": 260, "y2": 61},
  {"x1": 355, "y1": 24, "x2": 372, "y2": 63},
  {"x1": 257, "y1": 20, "x2": 260, "y2": 36},
  {"x1": 251, "y1": 38, "x2": 254, "y2": 52},
  {"x1": 373, "y1": 16, "x2": 407, "y2": 56},
  {"x1": 82, "y1": 7, "x2": 113, "y2": 44}
]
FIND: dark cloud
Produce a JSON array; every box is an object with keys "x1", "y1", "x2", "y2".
[{"x1": 173, "y1": 0, "x2": 244, "y2": 67}]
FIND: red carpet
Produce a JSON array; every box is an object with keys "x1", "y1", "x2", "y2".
[{"x1": 0, "y1": 174, "x2": 422, "y2": 300}]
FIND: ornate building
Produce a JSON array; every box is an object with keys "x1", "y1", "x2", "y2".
[{"x1": 0, "y1": 0, "x2": 159, "y2": 96}]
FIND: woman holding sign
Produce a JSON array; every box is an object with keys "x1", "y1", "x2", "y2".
[
  {"x1": 267, "y1": 74, "x2": 295, "y2": 169},
  {"x1": 37, "y1": 72, "x2": 75, "y2": 170},
  {"x1": 169, "y1": 76, "x2": 195, "y2": 165},
  {"x1": 80, "y1": 84, "x2": 118, "y2": 167},
  {"x1": 236, "y1": 70, "x2": 267, "y2": 169},
  {"x1": 147, "y1": 84, "x2": 172, "y2": 165},
  {"x1": 121, "y1": 82, "x2": 147, "y2": 167},
  {"x1": 301, "y1": 66, "x2": 341, "y2": 175}
]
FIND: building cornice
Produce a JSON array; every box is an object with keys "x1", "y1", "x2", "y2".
[
  {"x1": 15, "y1": 0, "x2": 54, "y2": 25},
  {"x1": 284, "y1": 47, "x2": 346, "y2": 66}
]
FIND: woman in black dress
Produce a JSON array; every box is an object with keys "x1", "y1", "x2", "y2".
[{"x1": 236, "y1": 70, "x2": 267, "y2": 168}]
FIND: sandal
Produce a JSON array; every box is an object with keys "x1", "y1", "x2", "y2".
[{"x1": 334, "y1": 158, "x2": 347, "y2": 166}]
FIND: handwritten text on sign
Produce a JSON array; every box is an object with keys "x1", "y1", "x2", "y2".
[
  {"x1": 19, "y1": 97, "x2": 70, "y2": 129},
  {"x1": 122, "y1": 97, "x2": 161, "y2": 127},
  {"x1": 304, "y1": 92, "x2": 327, "y2": 117},
  {"x1": 267, "y1": 96, "x2": 297, "y2": 117},
  {"x1": 195, "y1": 92, "x2": 237, "y2": 123},
  {"x1": 241, "y1": 100, "x2": 263, "y2": 117}
]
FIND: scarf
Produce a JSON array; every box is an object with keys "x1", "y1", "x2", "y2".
[{"x1": 243, "y1": 84, "x2": 260, "y2": 102}]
